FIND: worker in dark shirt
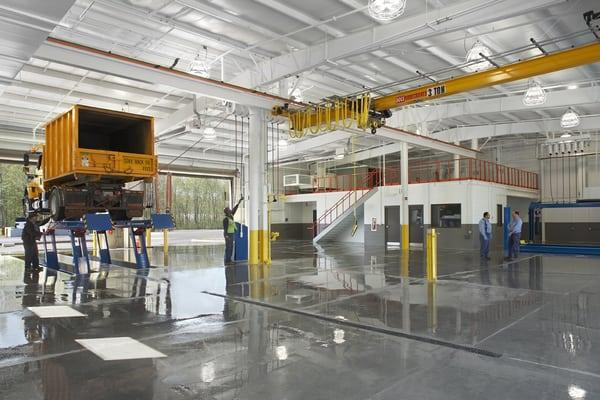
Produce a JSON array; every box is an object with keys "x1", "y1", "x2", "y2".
[
  {"x1": 21, "y1": 215, "x2": 42, "y2": 270},
  {"x1": 223, "y1": 197, "x2": 243, "y2": 265}
]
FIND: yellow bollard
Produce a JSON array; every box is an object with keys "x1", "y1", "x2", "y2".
[{"x1": 426, "y1": 228, "x2": 437, "y2": 282}]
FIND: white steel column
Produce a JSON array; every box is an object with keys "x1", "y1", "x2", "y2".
[
  {"x1": 248, "y1": 107, "x2": 269, "y2": 264},
  {"x1": 453, "y1": 141, "x2": 461, "y2": 179},
  {"x1": 401, "y1": 142, "x2": 409, "y2": 250},
  {"x1": 471, "y1": 138, "x2": 478, "y2": 151}
]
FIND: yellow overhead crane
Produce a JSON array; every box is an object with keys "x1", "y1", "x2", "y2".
[{"x1": 272, "y1": 40, "x2": 600, "y2": 136}]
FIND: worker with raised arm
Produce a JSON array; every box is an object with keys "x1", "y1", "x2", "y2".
[{"x1": 223, "y1": 197, "x2": 244, "y2": 265}]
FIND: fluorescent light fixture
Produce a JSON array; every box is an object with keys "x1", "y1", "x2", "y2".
[
  {"x1": 560, "y1": 132, "x2": 572, "y2": 138},
  {"x1": 368, "y1": 0, "x2": 407, "y2": 21},
  {"x1": 465, "y1": 40, "x2": 493, "y2": 72},
  {"x1": 523, "y1": 80, "x2": 546, "y2": 106},
  {"x1": 567, "y1": 84, "x2": 578, "y2": 90},
  {"x1": 561, "y1": 108, "x2": 580, "y2": 129},
  {"x1": 203, "y1": 126, "x2": 217, "y2": 140}
]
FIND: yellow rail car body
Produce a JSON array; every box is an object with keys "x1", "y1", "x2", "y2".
[{"x1": 43, "y1": 105, "x2": 156, "y2": 188}]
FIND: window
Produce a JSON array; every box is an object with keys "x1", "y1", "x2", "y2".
[
  {"x1": 431, "y1": 203, "x2": 461, "y2": 228},
  {"x1": 497, "y1": 204, "x2": 503, "y2": 226}
]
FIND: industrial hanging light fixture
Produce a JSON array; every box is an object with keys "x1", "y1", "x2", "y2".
[
  {"x1": 189, "y1": 46, "x2": 210, "y2": 78},
  {"x1": 561, "y1": 108, "x2": 580, "y2": 129},
  {"x1": 465, "y1": 40, "x2": 493, "y2": 72},
  {"x1": 523, "y1": 80, "x2": 546, "y2": 106},
  {"x1": 203, "y1": 126, "x2": 217, "y2": 140},
  {"x1": 368, "y1": 0, "x2": 407, "y2": 21},
  {"x1": 290, "y1": 88, "x2": 304, "y2": 103}
]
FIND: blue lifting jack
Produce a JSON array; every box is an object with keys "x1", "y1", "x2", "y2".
[{"x1": 42, "y1": 219, "x2": 90, "y2": 275}]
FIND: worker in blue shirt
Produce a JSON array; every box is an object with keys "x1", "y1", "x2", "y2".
[
  {"x1": 506, "y1": 210, "x2": 523, "y2": 261},
  {"x1": 478, "y1": 212, "x2": 492, "y2": 260}
]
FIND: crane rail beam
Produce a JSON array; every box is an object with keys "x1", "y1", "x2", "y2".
[{"x1": 372, "y1": 41, "x2": 600, "y2": 110}]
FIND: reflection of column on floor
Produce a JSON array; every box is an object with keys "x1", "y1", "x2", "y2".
[
  {"x1": 248, "y1": 307, "x2": 269, "y2": 380},
  {"x1": 249, "y1": 263, "x2": 271, "y2": 300},
  {"x1": 427, "y1": 282, "x2": 437, "y2": 333},
  {"x1": 400, "y1": 250, "x2": 409, "y2": 277},
  {"x1": 401, "y1": 272, "x2": 411, "y2": 368},
  {"x1": 529, "y1": 256, "x2": 543, "y2": 290}
]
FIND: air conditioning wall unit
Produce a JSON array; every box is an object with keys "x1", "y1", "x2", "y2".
[{"x1": 283, "y1": 174, "x2": 313, "y2": 189}]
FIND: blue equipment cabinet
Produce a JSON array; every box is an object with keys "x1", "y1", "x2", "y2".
[{"x1": 234, "y1": 223, "x2": 248, "y2": 261}]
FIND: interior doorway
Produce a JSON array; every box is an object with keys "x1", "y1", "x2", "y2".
[
  {"x1": 409, "y1": 204, "x2": 424, "y2": 245},
  {"x1": 385, "y1": 206, "x2": 400, "y2": 245}
]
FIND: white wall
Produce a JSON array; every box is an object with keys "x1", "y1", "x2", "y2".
[
  {"x1": 364, "y1": 181, "x2": 536, "y2": 225},
  {"x1": 285, "y1": 191, "x2": 349, "y2": 219}
]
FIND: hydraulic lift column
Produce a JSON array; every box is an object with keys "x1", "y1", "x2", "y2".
[{"x1": 248, "y1": 107, "x2": 270, "y2": 265}]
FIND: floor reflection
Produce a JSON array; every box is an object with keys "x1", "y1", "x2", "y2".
[{"x1": 2, "y1": 244, "x2": 600, "y2": 399}]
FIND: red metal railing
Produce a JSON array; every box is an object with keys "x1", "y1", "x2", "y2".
[
  {"x1": 313, "y1": 171, "x2": 379, "y2": 236},
  {"x1": 405, "y1": 158, "x2": 538, "y2": 189},
  {"x1": 290, "y1": 157, "x2": 538, "y2": 196}
]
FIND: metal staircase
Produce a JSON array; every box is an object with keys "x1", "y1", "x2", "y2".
[{"x1": 313, "y1": 171, "x2": 380, "y2": 243}]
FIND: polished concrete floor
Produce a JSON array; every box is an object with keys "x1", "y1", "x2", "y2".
[{"x1": 1, "y1": 241, "x2": 599, "y2": 399}]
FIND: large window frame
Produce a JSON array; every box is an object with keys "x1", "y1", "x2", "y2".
[{"x1": 431, "y1": 203, "x2": 462, "y2": 228}]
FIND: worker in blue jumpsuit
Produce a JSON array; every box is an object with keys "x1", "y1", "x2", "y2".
[
  {"x1": 478, "y1": 212, "x2": 492, "y2": 260},
  {"x1": 223, "y1": 197, "x2": 243, "y2": 265},
  {"x1": 506, "y1": 210, "x2": 523, "y2": 261}
]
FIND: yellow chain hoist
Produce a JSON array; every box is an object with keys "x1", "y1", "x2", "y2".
[{"x1": 286, "y1": 93, "x2": 371, "y2": 138}]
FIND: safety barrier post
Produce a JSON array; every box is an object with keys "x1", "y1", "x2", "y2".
[{"x1": 426, "y1": 228, "x2": 437, "y2": 282}]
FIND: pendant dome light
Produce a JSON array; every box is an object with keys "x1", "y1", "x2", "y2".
[
  {"x1": 368, "y1": 0, "x2": 407, "y2": 21},
  {"x1": 189, "y1": 46, "x2": 210, "y2": 78},
  {"x1": 189, "y1": 59, "x2": 210, "y2": 78},
  {"x1": 561, "y1": 108, "x2": 580, "y2": 129},
  {"x1": 465, "y1": 40, "x2": 493, "y2": 72},
  {"x1": 523, "y1": 80, "x2": 547, "y2": 106},
  {"x1": 203, "y1": 126, "x2": 217, "y2": 140}
]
